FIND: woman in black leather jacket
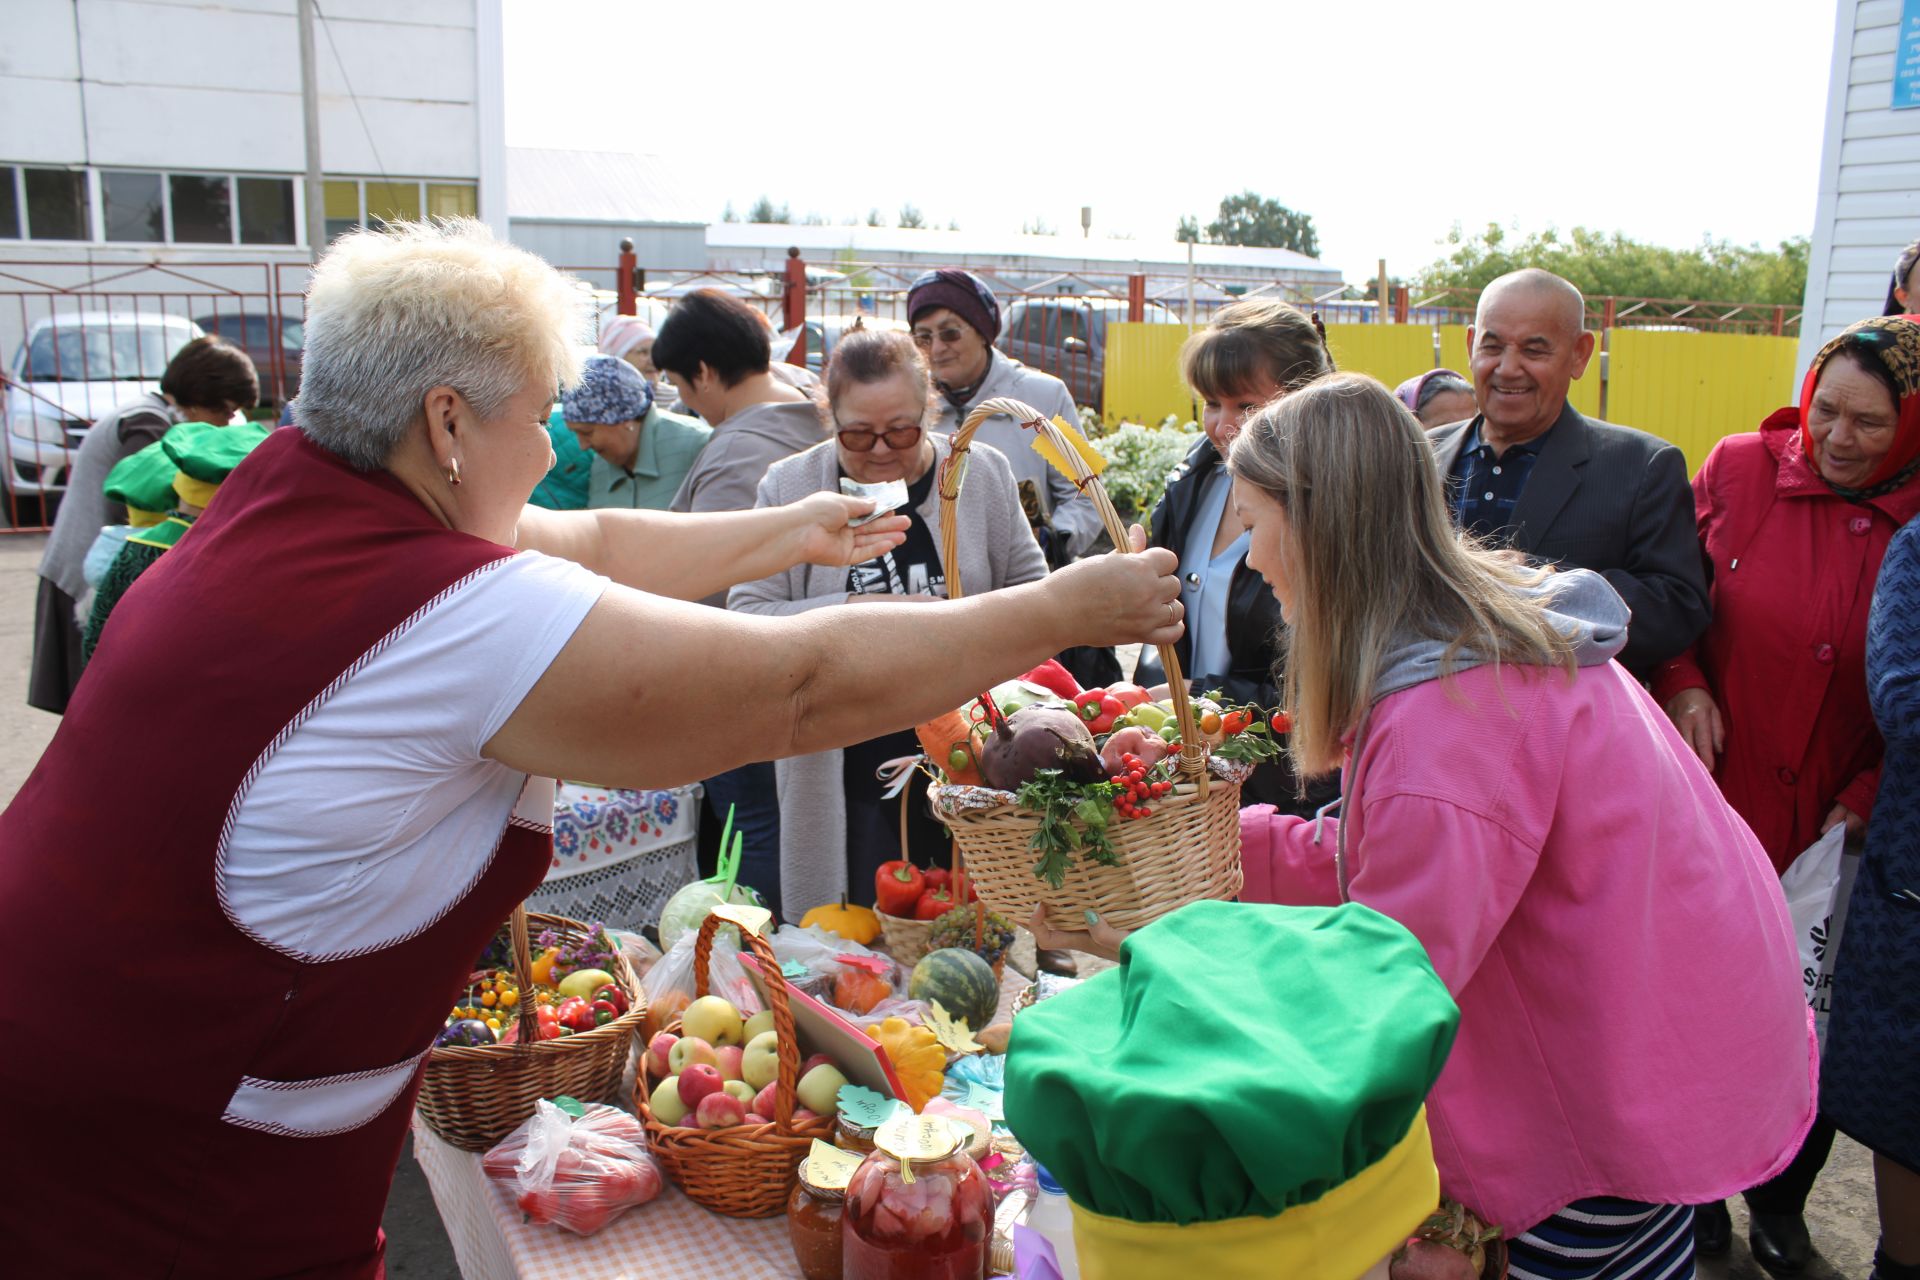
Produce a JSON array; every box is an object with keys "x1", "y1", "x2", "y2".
[{"x1": 1136, "y1": 299, "x2": 1339, "y2": 814}]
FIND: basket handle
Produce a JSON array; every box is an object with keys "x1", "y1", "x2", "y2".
[
  {"x1": 691, "y1": 909, "x2": 805, "y2": 1131},
  {"x1": 939, "y1": 397, "x2": 1208, "y2": 794},
  {"x1": 507, "y1": 904, "x2": 540, "y2": 1046}
]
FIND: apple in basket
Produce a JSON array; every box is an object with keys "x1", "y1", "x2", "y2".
[
  {"x1": 742, "y1": 1031, "x2": 782, "y2": 1090},
  {"x1": 742, "y1": 1010, "x2": 777, "y2": 1044},
  {"x1": 681, "y1": 995, "x2": 745, "y2": 1046},
  {"x1": 722, "y1": 1080, "x2": 756, "y2": 1106},
  {"x1": 753, "y1": 1081, "x2": 778, "y2": 1118},
  {"x1": 649, "y1": 1077, "x2": 691, "y2": 1127},
  {"x1": 697, "y1": 1091, "x2": 747, "y2": 1129},
  {"x1": 797, "y1": 1064, "x2": 848, "y2": 1117},
  {"x1": 714, "y1": 1045, "x2": 745, "y2": 1082},
  {"x1": 677, "y1": 1064, "x2": 725, "y2": 1110},
  {"x1": 645, "y1": 1032, "x2": 679, "y2": 1079},
  {"x1": 668, "y1": 1037, "x2": 717, "y2": 1075}
]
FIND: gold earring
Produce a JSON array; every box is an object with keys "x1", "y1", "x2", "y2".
[{"x1": 446, "y1": 457, "x2": 462, "y2": 487}]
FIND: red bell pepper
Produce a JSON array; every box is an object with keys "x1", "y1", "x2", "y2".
[
  {"x1": 1106, "y1": 683, "x2": 1152, "y2": 710},
  {"x1": 913, "y1": 885, "x2": 957, "y2": 920},
  {"x1": 922, "y1": 866, "x2": 953, "y2": 893},
  {"x1": 874, "y1": 860, "x2": 926, "y2": 916},
  {"x1": 1019, "y1": 658, "x2": 1083, "y2": 701},
  {"x1": 1073, "y1": 690, "x2": 1127, "y2": 735},
  {"x1": 592, "y1": 984, "x2": 628, "y2": 1015}
]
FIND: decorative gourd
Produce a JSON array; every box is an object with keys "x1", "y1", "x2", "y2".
[
  {"x1": 909, "y1": 948, "x2": 1000, "y2": 1031},
  {"x1": 915, "y1": 708, "x2": 985, "y2": 786},
  {"x1": 800, "y1": 901, "x2": 883, "y2": 945},
  {"x1": 867, "y1": 1016, "x2": 947, "y2": 1111}
]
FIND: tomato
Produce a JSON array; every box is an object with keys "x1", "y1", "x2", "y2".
[
  {"x1": 1222, "y1": 710, "x2": 1253, "y2": 735},
  {"x1": 1199, "y1": 711, "x2": 1222, "y2": 735},
  {"x1": 1271, "y1": 710, "x2": 1293, "y2": 733},
  {"x1": 558, "y1": 996, "x2": 597, "y2": 1033}
]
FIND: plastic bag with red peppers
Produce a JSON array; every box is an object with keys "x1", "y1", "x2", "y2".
[{"x1": 482, "y1": 1100, "x2": 662, "y2": 1236}]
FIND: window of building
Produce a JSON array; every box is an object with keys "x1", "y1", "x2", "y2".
[
  {"x1": 426, "y1": 183, "x2": 478, "y2": 218},
  {"x1": 237, "y1": 177, "x2": 295, "y2": 245},
  {"x1": 0, "y1": 167, "x2": 19, "y2": 239},
  {"x1": 364, "y1": 180, "x2": 422, "y2": 229},
  {"x1": 324, "y1": 180, "x2": 361, "y2": 243},
  {"x1": 326, "y1": 177, "x2": 478, "y2": 237},
  {"x1": 103, "y1": 170, "x2": 165, "y2": 243},
  {"x1": 23, "y1": 167, "x2": 90, "y2": 241},
  {"x1": 170, "y1": 174, "x2": 232, "y2": 243}
]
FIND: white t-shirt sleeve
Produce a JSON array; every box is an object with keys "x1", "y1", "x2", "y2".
[{"x1": 218, "y1": 551, "x2": 609, "y2": 961}]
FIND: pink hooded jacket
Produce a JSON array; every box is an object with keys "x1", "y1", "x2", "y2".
[{"x1": 1239, "y1": 571, "x2": 1815, "y2": 1233}]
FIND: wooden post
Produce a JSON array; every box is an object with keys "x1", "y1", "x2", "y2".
[
  {"x1": 616, "y1": 237, "x2": 637, "y2": 316},
  {"x1": 784, "y1": 247, "x2": 807, "y2": 366},
  {"x1": 1377, "y1": 260, "x2": 1390, "y2": 323},
  {"x1": 1772, "y1": 305, "x2": 1786, "y2": 337},
  {"x1": 1126, "y1": 273, "x2": 1145, "y2": 323},
  {"x1": 1394, "y1": 285, "x2": 1409, "y2": 325}
]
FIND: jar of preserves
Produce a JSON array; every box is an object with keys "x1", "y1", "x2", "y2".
[
  {"x1": 835, "y1": 1109, "x2": 881, "y2": 1154},
  {"x1": 788, "y1": 1145, "x2": 861, "y2": 1280},
  {"x1": 843, "y1": 1114, "x2": 992, "y2": 1280}
]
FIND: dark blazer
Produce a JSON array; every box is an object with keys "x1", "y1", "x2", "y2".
[
  {"x1": 1429, "y1": 402, "x2": 1711, "y2": 679},
  {"x1": 1136, "y1": 437, "x2": 1340, "y2": 814}
]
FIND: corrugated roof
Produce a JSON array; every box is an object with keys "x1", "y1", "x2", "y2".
[
  {"x1": 703, "y1": 222, "x2": 1335, "y2": 276},
  {"x1": 507, "y1": 148, "x2": 707, "y2": 226}
]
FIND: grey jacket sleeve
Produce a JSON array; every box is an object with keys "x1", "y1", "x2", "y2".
[
  {"x1": 1605, "y1": 443, "x2": 1713, "y2": 677},
  {"x1": 725, "y1": 469, "x2": 846, "y2": 616},
  {"x1": 1036, "y1": 378, "x2": 1102, "y2": 559},
  {"x1": 985, "y1": 450, "x2": 1051, "y2": 588},
  {"x1": 683, "y1": 437, "x2": 769, "y2": 516}
]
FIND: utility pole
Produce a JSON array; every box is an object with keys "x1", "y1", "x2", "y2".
[
  {"x1": 1081, "y1": 206, "x2": 1092, "y2": 239},
  {"x1": 299, "y1": 0, "x2": 326, "y2": 262}
]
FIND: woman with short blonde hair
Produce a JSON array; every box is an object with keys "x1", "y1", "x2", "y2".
[{"x1": 0, "y1": 219, "x2": 1185, "y2": 1275}]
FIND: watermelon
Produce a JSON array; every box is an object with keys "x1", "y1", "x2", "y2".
[{"x1": 909, "y1": 948, "x2": 1000, "y2": 1031}]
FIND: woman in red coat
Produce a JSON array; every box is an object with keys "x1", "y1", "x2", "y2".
[{"x1": 1654, "y1": 313, "x2": 1920, "y2": 1273}]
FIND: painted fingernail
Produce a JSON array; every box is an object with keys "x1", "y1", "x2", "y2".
[{"x1": 1084, "y1": 910, "x2": 1100, "y2": 927}]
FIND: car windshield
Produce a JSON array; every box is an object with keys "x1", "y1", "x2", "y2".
[{"x1": 21, "y1": 323, "x2": 188, "y2": 382}]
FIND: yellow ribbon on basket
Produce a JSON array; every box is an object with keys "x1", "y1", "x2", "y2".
[{"x1": 1031, "y1": 415, "x2": 1108, "y2": 481}]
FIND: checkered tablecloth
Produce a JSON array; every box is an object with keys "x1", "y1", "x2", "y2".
[
  {"x1": 409, "y1": 966, "x2": 1038, "y2": 1278},
  {"x1": 411, "y1": 1114, "x2": 797, "y2": 1280}
]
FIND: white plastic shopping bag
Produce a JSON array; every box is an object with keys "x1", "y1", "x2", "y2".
[{"x1": 1780, "y1": 823, "x2": 1847, "y2": 1045}]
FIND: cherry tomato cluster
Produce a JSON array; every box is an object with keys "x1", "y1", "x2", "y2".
[
  {"x1": 451, "y1": 973, "x2": 522, "y2": 1035},
  {"x1": 1108, "y1": 752, "x2": 1172, "y2": 820}
]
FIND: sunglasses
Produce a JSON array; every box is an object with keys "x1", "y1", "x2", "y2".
[
  {"x1": 836, "y1": 424, "x2": 924, "y2": 453},
  {"x1": 911, "y1": 326, "x2": 970, "y2": 348}
]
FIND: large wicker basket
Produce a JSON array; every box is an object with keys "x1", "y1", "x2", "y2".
[
  {"x1": 636, "y1": 909, "x2": 834, "y2": 1217},
  {"x1": 932, "y1": 397, "x2": 1244, "y2": 934},
  {"x1": 417, "y1": 908, "x2": 648, "y2": 1152}
]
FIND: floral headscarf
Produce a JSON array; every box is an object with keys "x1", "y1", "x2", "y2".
[{"x1": 1799, "y1": 314, "x2": 1920, "y2": 498}]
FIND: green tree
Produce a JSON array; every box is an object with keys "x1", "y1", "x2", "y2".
[
  {"x1": 1416, "y1": 223, "x2": 1809, "y2": 305},
  {"x1": 1022, "y1": 216, "x2": 1057, "y2": 236},
  {"x1": 1204, "y1": 191, "x2": 1319, "y2": 256},
  {"x1": 1175, "y1": 215, "x2": 1201, "y2": 244},
  {"x1": 721, "y1": 201, "x2": 738, "y2": 223},
  {"x1": 897, "y1": 203, "x2": 926, "y2": 229},
  {"x1": 747, "y1": 195, "x2": 790, "y2": 224},
  {"x1": 866, "y1": 208, "x2": 885, "y2": 227}
]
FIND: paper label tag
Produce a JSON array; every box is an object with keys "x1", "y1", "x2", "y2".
[
  {"x1": 550, "y1": 1095, "x2": 585, "y2": 1118},
  {"x1": 780, "y1": 960, "x2": 811, "y2": 981},
  {"x1": 803, "y1": 1139, "x2": 865, "y2": 1191},
  {"x1": 838, "y1": 1084, "x2": 907, "y2": 1130},
  {"x1": 711, "y1": 903, "x2": 773, "y2": 937},
  {"x1": 1031, "y1": 414, "x2": 1108, "y2": 481},
  {"x1": 962, "y1": 1081, "x2": 1005, "y2": 1122},
  {"x1": 876, "y1": 1113, "x2": 962, "y2": 1183},
  {"x1": 835, "y1": 953, "x2": 891, "y2": 976}
]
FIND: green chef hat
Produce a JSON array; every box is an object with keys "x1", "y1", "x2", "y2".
[
  {"x1": 161, "y1": 419, "x2": 270, "y2": 506},
  {"x1": 1004, "y1": 900, "x2": 1459, "y2": 1280},
  {"x1": 103, "y1": 439, "x2": 181, "y2": 526}
]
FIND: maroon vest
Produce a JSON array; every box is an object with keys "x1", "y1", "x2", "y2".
[{"x1": 0, "y1": 428, "x2": 553, "y2": 1277}]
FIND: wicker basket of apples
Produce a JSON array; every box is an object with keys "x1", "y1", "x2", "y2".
[{"x1": 635, "y1": 909, "x2": 839, "y2": 1218}]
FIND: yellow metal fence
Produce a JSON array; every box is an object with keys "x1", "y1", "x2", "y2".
[{"x1": 1104, "y1": 323, "x2": 1799, "y2": 474}]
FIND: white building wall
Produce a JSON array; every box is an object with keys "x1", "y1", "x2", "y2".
[{"x1": 1800, "y1": 0, "x2": 1920, "y2": 373}]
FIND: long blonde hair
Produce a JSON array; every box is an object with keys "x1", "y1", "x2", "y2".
[{"x1": 1227, "y1": 373, "x2": 1577, "y2": 776}]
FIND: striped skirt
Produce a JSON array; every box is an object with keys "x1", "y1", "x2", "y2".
[{"x1": 1505, "y1": 1197, "x2": 1696, "y2": 1280}]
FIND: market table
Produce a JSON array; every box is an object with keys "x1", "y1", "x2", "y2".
[{"x1": 410, "y1": 961, "x2": 1036, "y2": 1278}]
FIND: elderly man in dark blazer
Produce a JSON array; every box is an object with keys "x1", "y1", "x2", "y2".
[{"x1": 1429, "y1": 268, "x2": 1710, "y2": 679}]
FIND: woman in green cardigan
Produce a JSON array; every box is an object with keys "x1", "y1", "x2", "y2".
[{"x1": 560, "y1": 354, "x2": 710, "y2": 510}]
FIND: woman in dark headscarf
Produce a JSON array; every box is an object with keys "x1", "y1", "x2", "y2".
[{"x1": 1655, "y1": 314, "x2": 1920, "y2": 1269}]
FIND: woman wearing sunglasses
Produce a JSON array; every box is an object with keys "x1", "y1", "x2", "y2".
[{"x1": 731, "y1": 327, "x2": 1048, "y2": 916}]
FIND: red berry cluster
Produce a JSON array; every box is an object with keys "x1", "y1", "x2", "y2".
[{"x1": 1109, "y1": 753, "x2": 1172, "y2": 820}]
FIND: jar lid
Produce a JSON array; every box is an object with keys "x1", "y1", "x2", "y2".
[
  {"x1": 875, "y1": 1112, "x2": 964, "y2": 1180},
  {"x1": 798, "y1": 1141, "x2": 863, "y2": 1197}
]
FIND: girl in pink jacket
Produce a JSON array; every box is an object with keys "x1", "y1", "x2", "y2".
[{"x1": 1038, "y1": 373, "x2": 1814, "y2": 1280}]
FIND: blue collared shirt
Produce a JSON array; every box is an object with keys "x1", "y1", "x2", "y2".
[
  {"x1": 1448, "y1": 419, "x2": 1551, "y2": 540},
  {"x1": 1178, "y1": 467, "x2": 1251, "y2": 682}
]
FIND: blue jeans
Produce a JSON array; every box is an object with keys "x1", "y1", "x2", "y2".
[{"x1": 702, "y1": 762, "x2": 784, "y2": 922}]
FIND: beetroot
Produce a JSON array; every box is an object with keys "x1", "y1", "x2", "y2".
[{"x1": 977, "y1": 705, "x2": 1105, "y2": 791}]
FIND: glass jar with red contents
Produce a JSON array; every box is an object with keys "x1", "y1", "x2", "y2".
[
  {"x1": 843, "y1": 1114, "x2": 992, "y2": 1280},
  {"x1": 787, "y1": 1148, "x2": 856, "y2": 1280}
]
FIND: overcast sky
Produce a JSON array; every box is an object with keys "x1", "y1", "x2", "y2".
[{"x1": 502, "y1": 0, "x2": 1836, "y2": 282}]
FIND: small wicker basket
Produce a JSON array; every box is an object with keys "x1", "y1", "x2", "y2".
[
  {"x1": 932, "y1": 397, "x2": 1244, "y2": 934},
  {"x1": 416, "y1": 907, "x2": 647, "y2": 1152},
  {"x1": 636, "y1": 910, "x2": 833, "y2": 1217},
  {"x1": 876, "y1": 910, "x2": 935, "y2": 966}
]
